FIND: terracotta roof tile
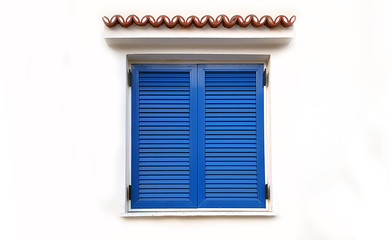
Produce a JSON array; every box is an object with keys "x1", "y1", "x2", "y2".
[{"x1": 103, "y1": 15, "x2": 296, "y2": 28}]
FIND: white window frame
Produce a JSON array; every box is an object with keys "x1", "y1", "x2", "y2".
[{"x1": 123, "y1": 54, "x2": 274, "y2": 217}]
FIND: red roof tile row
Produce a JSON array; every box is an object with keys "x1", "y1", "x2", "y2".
[{"x1": 103, "y1": 15, "x2": 296, "y2": 28}]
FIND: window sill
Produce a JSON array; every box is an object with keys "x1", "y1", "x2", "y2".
[{"x1": 122, "y1": 209, "x2": 277, "y2": 217}]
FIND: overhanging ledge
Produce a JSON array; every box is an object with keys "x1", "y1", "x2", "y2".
[{"x1": 104, "y1": 25, "x2": 294, "y2": 47}]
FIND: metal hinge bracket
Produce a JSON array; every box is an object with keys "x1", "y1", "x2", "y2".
[
  {"x1": 263, "y1": 69, "x2": 268, "y2": 87},
  {"x1": 128, "y1": 69, "x2": 132, "y2": 87},
  {"x1": 128, "y1": 185, "x2": 132, "y2": 201},
  {"x1": 265, "y1": 184, "x2": 270, "y2": 200}
]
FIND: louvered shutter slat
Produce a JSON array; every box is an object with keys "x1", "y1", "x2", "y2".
[
  {"x1": 131, "y1": 65, "x2": 198, "y2": 208},
  {"x1": 198, "y1": 65, "x2": 266, "y2": 208}
]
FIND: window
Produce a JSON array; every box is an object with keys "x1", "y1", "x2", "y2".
[{"x1": 130, "y1": 64, "x2": 266, "y2": 209}]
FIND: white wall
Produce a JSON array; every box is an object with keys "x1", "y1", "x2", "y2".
[{"x1": 1, "y1": 0, "x2": 392, "y2": 239}]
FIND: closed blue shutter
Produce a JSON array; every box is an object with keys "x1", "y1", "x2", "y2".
[
  {"x1": 131, "y1": 65, "x2": 198, "y2": 208},
  {"x1": 197, "y1": 65, "x2": 266, "y2": 208}
]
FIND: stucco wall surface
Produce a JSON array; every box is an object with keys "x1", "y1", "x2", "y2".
[{"x1": 1, "y1": 0, "x2": 392, "y2": 239}]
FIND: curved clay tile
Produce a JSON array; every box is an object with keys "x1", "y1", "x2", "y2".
[{"x1": 102, "y1": 15, "x2": 296, "y2": 28}]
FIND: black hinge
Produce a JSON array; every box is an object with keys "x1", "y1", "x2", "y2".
[
  {"x1": 265, "y1": 184, "x2": 270, "y2": 200},
  {"x1": 128, "y1": 69, "x2": 132, "y2": 87},
  {"x1": 263, "y1": 69, "x2": 268, "y2": 87},
  {"x1": 128, "y1": 185, "x2": 132, "y2": 201}
]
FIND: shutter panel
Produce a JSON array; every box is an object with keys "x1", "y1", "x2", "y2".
[
  {"x1": 131, "y1": 65, "x2": 198, "y2": 208},
  {"x1": 197, "y1": 64, "x2": 266, "y2": 208}
]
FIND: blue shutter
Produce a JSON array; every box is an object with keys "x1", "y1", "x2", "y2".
[
  {"x1": 131, "y1": 65, "x2": 198, "y2": 208},
  {"x1": 197, "y1": 64, "x2": 266, "y2": 208}
]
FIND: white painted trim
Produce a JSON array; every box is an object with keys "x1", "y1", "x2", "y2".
[
  {"x1": 105, "y1": 25, "x2": 293, "y2": 47},
  {"x1": 127, "y1": 54, "x2": 270, "y2": 63},
  {"x1": 125, "y1": 59, "x2": 131, "y2": 213},
  {"x1": 264, "y1": 62, "x2": 273, "y2": 212},
  {"x1": 125, "y1": 53, "x2": 274, "y2": 216},
  {"x1": 122, "y1": 210, "x2": 277, "y2": 217}
]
